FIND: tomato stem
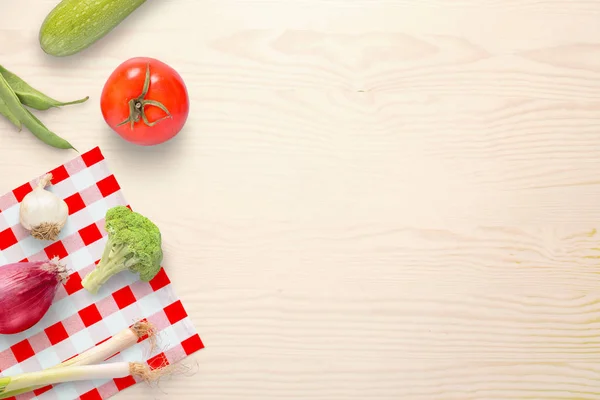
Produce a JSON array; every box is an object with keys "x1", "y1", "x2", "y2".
[{"x1": 116, "y1": 63, "x2": 173, "y2": 129}]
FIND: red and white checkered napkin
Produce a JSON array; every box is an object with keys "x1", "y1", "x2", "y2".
[{"x1": 0, "y1": 147, "x2": 203, "y2": 400}]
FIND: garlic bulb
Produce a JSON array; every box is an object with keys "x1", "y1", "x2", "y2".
[{"x1": 19, "y1": 173, "x2": 68, "y2": 241}]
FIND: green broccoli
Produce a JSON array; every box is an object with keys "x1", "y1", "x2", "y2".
[{"x1": 81, "y1": 206, "x2": 163, "y2": 294}]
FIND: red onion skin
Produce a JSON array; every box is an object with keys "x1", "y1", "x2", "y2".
[{"x1": 0, "y1": 260, "x2": 66, "y2": 335}]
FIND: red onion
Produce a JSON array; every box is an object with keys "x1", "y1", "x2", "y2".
[{"x1": 0, "y1": 258, "x2": 68, "y2": 335}]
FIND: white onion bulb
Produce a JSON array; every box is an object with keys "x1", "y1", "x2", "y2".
[{"x1": 19, "y1": 173, "x2": 68, "y2": 241}]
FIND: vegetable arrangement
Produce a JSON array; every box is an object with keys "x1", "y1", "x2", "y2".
[
  {"x1": 0, "y1": 0, "x2": 194, "y2": 395},
  {"x1": 0, "y1": 0, "x2": 189, "y2": 150},
  {"x1": 4, "y1": 202, "x2": 164, "y2": 336},
  {"x1": 0, "y1": 202, "x2": 168, "y2": 396}
]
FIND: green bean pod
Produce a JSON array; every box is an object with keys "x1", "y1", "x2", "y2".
[
  {"x1": 0, "y1": 65, "x2": 88, "y2": 111},
  {"x1": 0, "y1": 73, "x2": 75, "y2": 150},
  {"x1": 0, "y1": 97, "x2": 21, "y2": 129}
]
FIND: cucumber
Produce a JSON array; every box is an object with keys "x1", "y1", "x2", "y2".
[{"x1": 39, "y1": 0, "x2": 147, "y2": 57}]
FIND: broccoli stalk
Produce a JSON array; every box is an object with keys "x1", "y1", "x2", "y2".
[{"x1": 81, "y1": 206, "x2": 163, "y2": 295}]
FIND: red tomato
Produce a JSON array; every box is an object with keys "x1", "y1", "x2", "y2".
[{"x1": 100, "y1": 57, "x2": 189, "y2": 146}]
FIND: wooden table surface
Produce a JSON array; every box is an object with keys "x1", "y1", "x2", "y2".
[{"x1": 3, "y1": 0, "x2": 600, "y2": 399}]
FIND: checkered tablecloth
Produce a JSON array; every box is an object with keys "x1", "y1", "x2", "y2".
[{"x1": 0, "y1": 147, "x2": 203, "y2": 400}]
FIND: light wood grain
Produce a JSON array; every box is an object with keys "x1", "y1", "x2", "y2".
[{"x1": 4, "y1": 0, "x2": 600, "y2": 398}]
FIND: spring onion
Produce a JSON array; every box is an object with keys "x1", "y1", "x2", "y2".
[
  {"x1": 0, "y1": 362, "x2": 168, "y2": 395},
  {"x1": 0, "y1": 321, "x2": 156, "y2": 399}
]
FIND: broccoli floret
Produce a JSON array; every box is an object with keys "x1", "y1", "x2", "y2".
[{"x1": 81, "y1": 206, "x2": 163, "y2": 294}]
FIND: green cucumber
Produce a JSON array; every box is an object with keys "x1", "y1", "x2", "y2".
[{"x1": 39, "y1": 0, "x2": 147, "y2": 57}]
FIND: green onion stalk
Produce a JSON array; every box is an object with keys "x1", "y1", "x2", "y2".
[
  {"x1": 0, "y1": 362, "x2": 167, "y2": 395},
  {"x1": 0, "y1": 321, "x2": 156, "y2": 399}
]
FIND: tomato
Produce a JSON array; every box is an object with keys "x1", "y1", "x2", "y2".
[{"x1": 100, "y1": 57, "x2": 189, "y2": 146}]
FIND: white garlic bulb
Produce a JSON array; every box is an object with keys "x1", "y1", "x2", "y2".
[{"x1": 19, "y1": 173, "x2": 68, "y2": 241}]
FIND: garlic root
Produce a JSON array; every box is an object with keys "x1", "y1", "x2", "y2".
[
  {"x1": 31, "y1": 222, "x2": 62, "y2": 241},
  {"x1": 19, "y1": 173, "x2": 69, "y2": 242}
]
